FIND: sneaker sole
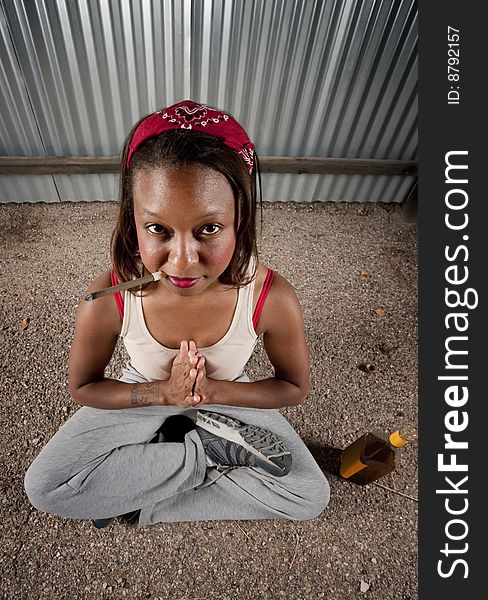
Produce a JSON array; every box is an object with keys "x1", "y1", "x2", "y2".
[{"x1": 196, "y1": 411, "x2": 291, "y2": 477}]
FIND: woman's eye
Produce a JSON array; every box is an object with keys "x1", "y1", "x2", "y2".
[
  {"x1": 201, "y1": 224, "x2": 221, "y2": 235},
  {"x1": 146, "y1": 224, "x2": 166, "y2": 234}
]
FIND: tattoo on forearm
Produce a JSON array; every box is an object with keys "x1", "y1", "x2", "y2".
[{"x1": 130, "y1": 382, "x2": 159, "y2": 406}]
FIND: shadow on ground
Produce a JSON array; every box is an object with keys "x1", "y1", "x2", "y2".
[{"x1": 305, "y1": 442, "x2": 342, "y2": 477}]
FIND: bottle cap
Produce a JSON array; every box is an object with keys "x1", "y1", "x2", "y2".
[{"x1": 389, "y1": 429, "x2": 412, "y2": 448}]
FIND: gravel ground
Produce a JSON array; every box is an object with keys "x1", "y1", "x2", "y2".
[{"x1": 0, "y1": 200, "x2": 417, "y2": 600}]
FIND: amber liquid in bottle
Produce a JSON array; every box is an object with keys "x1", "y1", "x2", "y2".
[{"x1": 340, "y1": 432, "x2": 401, "y2": 485}]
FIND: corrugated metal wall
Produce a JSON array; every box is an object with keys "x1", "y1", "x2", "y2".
[{"x1": 0, "y1": 0, "x2": 417, "y2": 203}]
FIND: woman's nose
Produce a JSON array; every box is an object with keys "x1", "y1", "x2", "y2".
[{"x1": 167, "y1": 235, "x2": 199, "y2": 271}]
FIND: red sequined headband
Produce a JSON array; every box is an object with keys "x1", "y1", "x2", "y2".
[{"x1": 127, "y1": 100, "x2": 255, "y2": 173}]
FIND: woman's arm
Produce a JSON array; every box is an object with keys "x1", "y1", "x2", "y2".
[
  {"x1": 194, "y1": 272, "x2": 310, "y2": 409},
  {"x1": 68, "y1": 271, "x2": 198, "y2": 409}
]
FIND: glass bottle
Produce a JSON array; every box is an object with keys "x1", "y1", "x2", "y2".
[{"x1": 339, "y1": 427, "x2": 415, "y2": 485}]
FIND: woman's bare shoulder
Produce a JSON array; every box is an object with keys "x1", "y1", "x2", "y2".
[
  {"x1": 253, "y1": 264, "x2": 303, "y2": 334},
  {"x1": 76, "y1": 269, "x2": 122, "y2": 337},
  {"x1": 85, "y1": 269, "x2": 113, "y2": 294}
]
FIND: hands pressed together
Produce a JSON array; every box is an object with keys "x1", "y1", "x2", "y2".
[{"x1": 167, "y1": 340, "x2": 209, "y2": 408}]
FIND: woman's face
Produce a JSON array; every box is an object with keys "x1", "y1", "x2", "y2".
[{"x1": 132, "y1": 164, "x2": 237, "y2": 296}]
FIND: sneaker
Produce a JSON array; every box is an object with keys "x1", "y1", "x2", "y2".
[
  {"x1": 195, "y1": 411, "x2": 292, "y2": 477},
  {"x1": 92, "y1": 517, "x2": 113, "y2": 529},
  {"x1": 92, "y1": 509, "x2": 140, "y2": 529}
]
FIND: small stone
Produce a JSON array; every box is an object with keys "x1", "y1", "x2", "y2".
[
  {"x1": 358, "y1": 362, "x2": 376, "y2": 374},
  {"x1": 360, "y1": 580, "x2": 370, "y2": 593},
  {"x1": 371, "y1": 557, "x2": 377, "y2": 564}
]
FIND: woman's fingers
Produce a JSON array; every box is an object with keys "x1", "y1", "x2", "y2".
[
  {"x1": 178, "y1": 340, "x2": 189, "y2": 361},
  {"x1": 188, "y1": 341, "x2": 199, "y2": 366},
  {"x1": 192, "y1": 361, "x2": 206, "y2": 404},
  {"x1": 182, "y1": 393, "x2": 200, "y2": 407},
  {"x1": 173, "y1": 342, "x2": 204, "y2": 406}
]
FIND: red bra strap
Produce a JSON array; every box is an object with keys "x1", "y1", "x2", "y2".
[
  {"x1": 111, "y1": 269, "x2": 124, "y2": 320},
  {"x1": 252, "y1": 268, "x2": 275, "y2": 329}
]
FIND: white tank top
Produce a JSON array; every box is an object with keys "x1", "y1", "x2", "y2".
[{"x1": 119, "y1": 271, "x2": 262, "y2": 382}]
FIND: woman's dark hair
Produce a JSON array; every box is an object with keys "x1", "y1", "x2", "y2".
[{"x1": 111, "y1": 113, "x2": 262, "y2": 292}]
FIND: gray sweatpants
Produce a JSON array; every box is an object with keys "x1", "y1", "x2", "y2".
[{"x1": 24, "y1": 364, "x2": 330, "y2": 527}]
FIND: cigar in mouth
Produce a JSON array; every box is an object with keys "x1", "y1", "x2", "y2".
[{"x1": 84, "y1": 271, "x2": 164, "y2": 301}]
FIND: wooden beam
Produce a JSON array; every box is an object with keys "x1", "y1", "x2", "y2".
[
  {"x1": 0, "y1": 156, "x2": 119, "y2": 175},
  {"x1": 258, "y1": 157, "x2": 417, "y2": 176},
  {"x1": 0, "y1": 155, "x2": 417, "y2": 176}
]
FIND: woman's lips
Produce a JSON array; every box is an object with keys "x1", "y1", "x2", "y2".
[{"x1": 167, "y1": 276, "x2": 202, "y2": 289}]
